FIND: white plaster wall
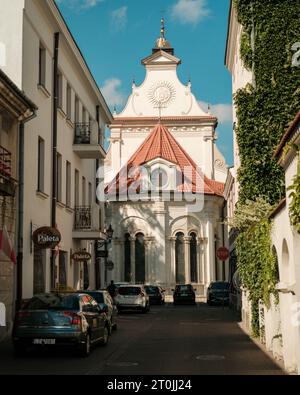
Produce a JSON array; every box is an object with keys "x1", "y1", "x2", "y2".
[
  {"x1": 2, "y1": 0, "x2": 107, "y2": 297},
  {"x1": 0, "y1": 0, "x2": 25, "y2": 88},
  {"x1": 270, "y1": 154, "x2": 300, "y2": 374}
]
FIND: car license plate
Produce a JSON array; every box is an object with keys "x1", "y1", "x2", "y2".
[
  {"x1": 33, "y1": 339, "x2": 56, "y2": 345},
  {"x1": 181, "y1": 293, "x2": 188, "y2": 296}
]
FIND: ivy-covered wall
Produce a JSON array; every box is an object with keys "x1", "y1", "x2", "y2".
[
  {"x1": 234, "y1": 0, "x2": 300, "y2": 205},
  {"x1": 232, "y1": 0, "x2": 300, "y2": 335}
]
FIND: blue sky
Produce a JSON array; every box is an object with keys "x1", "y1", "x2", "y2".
[{"x1": 56, "y1": 0, "x2": 233, "y2": 165}]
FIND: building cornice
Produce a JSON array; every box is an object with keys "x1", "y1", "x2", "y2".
[
  {"x1": 0, "y1": 69, "x2": 37, "y2": 120},
  {"x1": 269, "y1": 198, "x2": 286, "y2": 219},
  {"x1": 224, "y1": 0, "x2": 239, "y2": 73},
  {"x1": 111, "y1": 116, "x2": 217, "y2": 129},
  {"x1": 273, "y1": 111, "x2": 300, "y2": 168}
]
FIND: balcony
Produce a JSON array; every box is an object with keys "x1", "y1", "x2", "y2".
[
  {"x1": 73, "y1": 205, "x2": 107, "y2": 240},
  {"x1": 73, "y1": 123, "x2": 106, "y2": 159},
  {"x1": 0, "y1": 146, "x2": 16, "y2": 196}
]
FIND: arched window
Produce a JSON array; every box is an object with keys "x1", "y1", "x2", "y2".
[
  {"x1": 282, "y1": 239, "x2": 290, "y2": 283},
  {"x1": 124, "y1": 233, "x2": 131, "y2": 282},
  {"x1": 272, "y1": 246, "x2": 280, "y2": 283},
  {"x1": 190, "y1": 233, "x2": 197, "y2": 283},
  {"x1": 135, "y1": 233, "x2": 145, "y2": 283},
  {"x1": 175, "y1": 232, "x2": 185, "y2": 283}
]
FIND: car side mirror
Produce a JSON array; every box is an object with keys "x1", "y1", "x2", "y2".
[
  {"x1": 171, "y1": 289, "x2": 174, "y2": 292},
  {"x1": 194, "y1": 288, "x2": 197, "y2": 291}
]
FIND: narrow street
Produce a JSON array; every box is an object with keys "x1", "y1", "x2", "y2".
[{"x1": 0, "y1": 304, "x2": 284, "y2": 375}]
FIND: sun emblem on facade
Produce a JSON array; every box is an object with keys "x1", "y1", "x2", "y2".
[{"x1": 148, "y1": 81, "x2": 176, "y2": 108}]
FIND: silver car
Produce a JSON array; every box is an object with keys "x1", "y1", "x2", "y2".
[{"x1": 115, "y1": 285, "x2": 150, "y2": 313}]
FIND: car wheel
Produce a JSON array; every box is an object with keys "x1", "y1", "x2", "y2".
[
  {"x1": 13, "y1": 342, "x2": 26, "y2": 357},
  {"x1": 101, "y1": 326, "x2": 109, "y2": 346},
  {"x1": 79, "y1": 333, "x2": 91, "y2": 357}
]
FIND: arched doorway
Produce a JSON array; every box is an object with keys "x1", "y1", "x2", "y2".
[
  {"x1": 190, "y1": 232, "x2": 197, "y2": 283},
  {"x1": 135, "y1": 233, "x2": 145, "y2": 283},
  {"x1": 175, "y1": 232, "x2": 185, "y2": 283},
  {"x1": 124, "y1": 233, "x2": 131, "y2": 282}
]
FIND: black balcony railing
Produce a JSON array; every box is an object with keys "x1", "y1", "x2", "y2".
[
  {"x1": 74, "y1": 123, "x2": 91, "y2": 144},
  {"x1": 0, "y1": 145, "x2": 12, "y2": 177},
  {"x1": 74, "y1": 206, "x2": 92, "y2": 230}
]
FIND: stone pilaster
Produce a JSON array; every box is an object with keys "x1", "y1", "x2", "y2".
[
  {"x1": 184, "y1": 236, "x2": 191, "y2": 284},
  {"x1": 130, "y1": 236, "x2": 135, "y2": 283}
]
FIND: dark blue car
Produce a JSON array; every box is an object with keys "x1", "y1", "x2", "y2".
[
  {"x1": 12, "y1": 293, "x2": 110, "y2": 357},
  {"x1": 207, "y1": 282, "x2": 230, "y2": 305}
]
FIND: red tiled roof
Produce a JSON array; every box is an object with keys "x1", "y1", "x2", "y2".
[{"x1": 106, "y1": 123, "x2": 224, "y2": 197}]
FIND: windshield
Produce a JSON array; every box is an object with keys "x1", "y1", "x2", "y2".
[
  {"x1": 144, "y1": 286, "x2": 158, "y2": 294},
  {"x1": 211, "y1": 282, "x2": 230, "y2": 290},
  {"x1": 23, "y1": 294, "x2": 79, "y2": 311},
  {"x1": 83, "y1": 292, "x2": 104, "y2": 304},
  {"x1": 118, "y1": 287, "x2": 141, "y2": 296},
  {"x1": 176, "y1": 285, "x2": 193, "y2": 292}
]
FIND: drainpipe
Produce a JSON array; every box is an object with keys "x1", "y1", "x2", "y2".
[
  {"x1": 50, "y1": 32, "x2": 59, "y2": 289},
  {"x1": 95, "y1": 105, "x2": 101, "y2": 288},
  {"x1": 16, "y1": 112, "x2": 37, "y2": 311},
  {"x1": 221, "y1": 200, "x2": 226, "y2": 281}
]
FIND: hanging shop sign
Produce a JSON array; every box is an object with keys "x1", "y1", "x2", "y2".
[
  {"x1": 32, "y1": 227, "x2": 61, "y2": 249},
  {"x1": 72, "y1": 251, "x2": 92, "y2": 262}
]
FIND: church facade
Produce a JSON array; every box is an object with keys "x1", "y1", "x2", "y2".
[{"x1": 104, "y1": 21, "x2": 228, "y2": 294}]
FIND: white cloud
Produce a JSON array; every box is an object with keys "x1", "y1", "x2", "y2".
[
  {"x1": 199, "y1": 101, "x2": 233, "y2": 124},
  {"x1": 101, "y1": 78, "x2": 127, "y2": 107},
  {"x1": 111, "y1": 6, "x2": 128, "y2": 31},
  {"x1": 171, "y1": 0, "x2": 210, "y2": 25},
  {"x1": 56, "y1": 0, "x2": 104, "y2": 10}
]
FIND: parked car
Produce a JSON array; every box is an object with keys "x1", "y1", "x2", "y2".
[
  {"x1": 115, "y1": 285, "x2": 150, "y2": 313},
  {"x1": 114, "y1": 282, "x2": 130, "y2": 289},
  {"x1": 76, "y1": 290, "x2": 117, "y2": 331},
  {"x1": 144, "y1": 285, "x2": 165, "y2": 305},
  {"x1": 12, "y1": 293, "x2": 110, "y2": 357},
  {"x1": 207, "y1": 281, "x2": 230, "y2": 306},
  {"x1": 173, "y1": 284, "x2": 196, "y2": 305}
]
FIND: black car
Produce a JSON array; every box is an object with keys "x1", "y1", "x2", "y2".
[
  {"x1": 144, "y1": 285, "x2": 165, "y2": 305},
  {"x1": 12, "y1": 293, "x2": 110, "y2": 357},
  {"x1": 76, "y1": 290, "x2": 118, "y2": 331},
  {"x1": 207, "y1": 281, "x2": 230, "y2": 305},
  {"x1": 173, "y1": 284, "x2": 196, "y2": 305}
]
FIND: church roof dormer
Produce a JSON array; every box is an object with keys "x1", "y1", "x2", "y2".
[{"x1": 106, "y1": 123, "x2": 224, "y2": 196}]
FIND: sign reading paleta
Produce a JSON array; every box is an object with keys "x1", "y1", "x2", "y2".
[{"x1": 32, "y1": 227, "x2": 61, "y2": 249}]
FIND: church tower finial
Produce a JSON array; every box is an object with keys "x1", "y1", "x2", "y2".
[
  {"x1": 153, "y1": 17, "x2": 174, "y2": 55},
  {"x1": 160, "y1": 17, "x2": 165, "y2": 39}
]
